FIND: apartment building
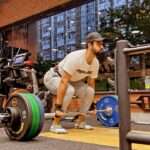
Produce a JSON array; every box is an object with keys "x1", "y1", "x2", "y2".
[{"x1": 37, "y1": 0, "x2": 132, "y2": 60}]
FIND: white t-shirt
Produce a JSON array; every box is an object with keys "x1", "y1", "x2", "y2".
[{"x1": 58, "y1": 49, "x2": 99, "y2": 82}]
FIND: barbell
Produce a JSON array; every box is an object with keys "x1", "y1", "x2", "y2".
[
  {"x1": 0, "y1": 93, "x2": 119, "y2": 141},
  {"x1": 44, "y1": 106, "x2": 113, "y2": 118}
]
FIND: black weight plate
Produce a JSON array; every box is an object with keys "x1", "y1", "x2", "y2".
[{"x1": 4, "y1": 93, "x2": 32, "y2": 140}]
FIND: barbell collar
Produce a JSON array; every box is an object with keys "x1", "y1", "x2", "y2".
[{"x1": 0, "y1": 113, "x2": 11, "y2": 124}]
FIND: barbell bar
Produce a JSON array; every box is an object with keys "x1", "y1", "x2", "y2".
[{"x1": 44, "y1": 106, "x2": 113, "y2": 119}]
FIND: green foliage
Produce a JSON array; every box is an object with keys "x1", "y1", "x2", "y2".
[
  {"x1": 95, "y1": 79, "x2": 114, "y2": 91},
  {"x1": 98, "y1": 0, "x2": 150, "y2": 91},
  {"x1": 35, "y1": 54, "x2": 53, "y2": 79},
  {"x1": 130, "y1": 78, "x2": 145, "y2": 90},
  {"x1": 99, "y1": 0, "x2": 150, "y2": 47}
]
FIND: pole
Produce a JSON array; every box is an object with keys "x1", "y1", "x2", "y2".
[{"x1": 116, "y1": 40, "x2": 131, "y2": 150}]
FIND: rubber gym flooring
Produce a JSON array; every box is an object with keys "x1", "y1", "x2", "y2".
[
  {"x1": 40, "y1": 115, "x2": 150, "y2": 150},
  {"x1": 0, "y1": 115, "x2": 150, "y2": 150}
]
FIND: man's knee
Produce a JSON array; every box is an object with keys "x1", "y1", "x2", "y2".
[
  {"x1": 86, "y1": 86, "x2": 94, "y2": 97},
  {"x1": 65, "y1": 86, "x2": 75, "y2": 97}
]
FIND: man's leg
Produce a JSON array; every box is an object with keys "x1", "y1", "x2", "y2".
[
  {"x1": 44, "y1": 70, "x2": 74, "y2": 133},
  {"x1": 52, "y1": 85, "x2": 75, "y2": 126},
  {"x1": 71, "y1": 81, "x2": 94, "y2": 129},
  {"x1": 50, "y1": 85, "x2": 74, "y2": 133}
]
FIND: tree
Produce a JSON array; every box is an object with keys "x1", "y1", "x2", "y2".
[{"x1": 99, "y1": 0, "x2": 150, "y2": 47}]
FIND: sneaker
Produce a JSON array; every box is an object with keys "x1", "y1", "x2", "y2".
[
  {"x1": 50, "y1": 124, "x2": 68, "y2": 134},
  {"x1": 75, "y1": 122, "x2": 94, "y2": 130}
]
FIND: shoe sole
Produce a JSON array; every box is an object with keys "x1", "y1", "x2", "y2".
[
  {"x1": 75, "y1": 127, "x2": 94, "y2": 130},
  {"x1": 50, "y1": 130, "x2": 68, "y2": 134}
]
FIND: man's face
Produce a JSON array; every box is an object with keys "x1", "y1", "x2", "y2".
[{"x1": 89, "y1": 41, "x2": 104, "y2": 54}]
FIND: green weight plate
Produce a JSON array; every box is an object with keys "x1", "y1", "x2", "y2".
[
  {"x1": 4, "y1": 93, "x2": 32, "y2": 140},
  {"x1": 32, "y1": 94, "x2": 44, "y2": 138},
  {"x1": 21, "y1": 93, "x2": 40, "y2": 140}
]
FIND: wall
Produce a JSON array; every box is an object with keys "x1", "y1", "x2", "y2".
[
  {"x1": 0, "y1": 0, "x2": 93, "y2": 30},
  {"x1": 0, "y1": 0, "x2": 93, "y2": 61},
  {"x1": 7, "y1": 23, "x2": 37, "y2": 61}
]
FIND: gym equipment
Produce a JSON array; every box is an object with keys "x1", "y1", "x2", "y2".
[
  {"x1": 0, "y1": 93, "x2": 44, "y2": 141},
  {"x1": 44, "y1": 95, "x2": 119, "y2": 127},
  {"x1": 11, "y1": 52, "x2": 53, "y2": 112},
  {"x1": 116, "y1": 40, "x2": 150, "y2": 150},
  {"x1": 0, "y1": 51, "x2": 52, "y2": 113},
  {"x1": 96, "y1": 95, "x2": 118, "y2": 127},
  {"x1": 44, "y1": 105, "x2": 114, "y2": 118},
  {"x1": 130, "y1": 95, "x2": 150, "y2": 110},
  {"x1": 0, "y1": 93, "x2": 119, "y2": 141}
]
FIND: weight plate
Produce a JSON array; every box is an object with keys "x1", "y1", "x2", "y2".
[
  {"x1": 11, "y1": 88, "x2": 30, "y2": 95},
  {"x1": 37, "y1": 91, "x2": 53, "y2": 113},
  {"x1": 4, "y1": 93, "x2": 32, "y2": 140},
  {"x1": 31, "y1": 94, "x2": 44, "y2": 138},
  {"x1": 112, "y1": 95, "x2": 118, "y2": 100},
  {"x1": 96, "y1": 95, "x2": 119, "y2": 127},
  {"x1": 21, "y1": 93, "x2": 40, "y2": 140}
]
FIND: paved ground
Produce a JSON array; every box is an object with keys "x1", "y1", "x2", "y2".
[{"x1": 0, "y1": 115, "x2": 150, "y2": 150}]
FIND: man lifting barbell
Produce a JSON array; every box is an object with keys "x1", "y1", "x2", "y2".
[{"x1": 44, "y1": 32, "x2": 105, "y2": 134}]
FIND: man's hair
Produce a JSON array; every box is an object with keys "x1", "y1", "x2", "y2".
[
  {"x1": 86, "y1": 32, "x2": 104, "y2": 43},
  {"x1": 86, "y1": 41, "x2": 94, "y2": 49},
  {"x1": 86, "y1": 32, "x2": 104, "y2": 48}
]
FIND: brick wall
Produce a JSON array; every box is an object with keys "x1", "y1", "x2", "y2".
[
  {"x1": 0, "y1": 0, "x2": 92, "y2": 29},
  {"x1": 0, "y1": 0, "x2": 92, "y2": 61},
  {"x1": 0, "y1": 0, "x2": 71, "y2": 28},
  {"x1": 7, "y1": 23, "x2": 37, "y2": 61}
]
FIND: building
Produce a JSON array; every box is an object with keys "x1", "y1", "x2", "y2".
[
  {"x1": 37, "y1": 0, "x2": 98, "y2": 60},
  {"x1": 37, "y1": 0, "x2": 133, "y2": 61}
]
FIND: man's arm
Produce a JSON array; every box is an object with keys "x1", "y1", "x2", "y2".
[
  {"x1": 87, "y1": 76, "x2": 95, "y2": 90},
  {"x1": 87, "y1": 76, "x2": 97, "y2": 115},
  {"x1": 56, "y1": 70, "x2": 72, "y2": 105}
]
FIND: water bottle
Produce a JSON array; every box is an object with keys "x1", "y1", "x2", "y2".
[{"x1": 145, "y1": 76, "x2": 150, "y2": 90}]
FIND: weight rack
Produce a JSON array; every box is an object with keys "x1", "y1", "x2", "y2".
[{"x1": 116, "y1": 40, "x2": 150, "y2": 150}]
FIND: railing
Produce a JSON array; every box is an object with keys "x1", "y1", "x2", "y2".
[{"x1": 116, "y1": 40, "x2": 150, "y2": 150}]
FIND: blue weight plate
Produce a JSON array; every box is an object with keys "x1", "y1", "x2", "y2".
[
  {"x1": 31, "y1": 94, "x2": 44, "y2": 138},
  {"x1": 96, "y1": 95, "x2": 119, "y2": 127}
]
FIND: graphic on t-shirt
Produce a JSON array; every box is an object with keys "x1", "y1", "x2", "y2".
[{"x1": 76, "y1": 69, "x2": 92, "y2": 75}]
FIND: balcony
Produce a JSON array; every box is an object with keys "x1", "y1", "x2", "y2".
[
  {"x1": 66, "y1": 26, "x2": 75, "y2": 32},
  {"x1": 67, "y1": 39, "x2": 76, "y2": 45},
  {"x1": 57, "y1": 39, "x2": 64, "y2": 47},
  {"x1": 57, "y1": 27, "x2": 64, "y2": 34}
]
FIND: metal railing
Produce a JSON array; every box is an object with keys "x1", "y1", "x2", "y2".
[{"x1": 116, "y1": 40, "x2": 150, "y2": 150}]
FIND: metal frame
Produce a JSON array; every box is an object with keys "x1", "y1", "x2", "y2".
[{"x1": 116, "y1": 40, "x2": 150, "y2": 150}]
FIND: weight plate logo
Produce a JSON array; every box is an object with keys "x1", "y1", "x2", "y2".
[{"x1": 11, "y1": 98, "x2": 17, "y2": 106}]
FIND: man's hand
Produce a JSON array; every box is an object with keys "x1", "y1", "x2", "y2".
[
  {"x1": 88, "y1": 109, "x2": 97, "y2": 115},
  {"x1": 89, "y1": 101, "x2": 98, "y2": 115},
  {"x1": 55, "y1": 110, "x2": 64, "y2": 118}
]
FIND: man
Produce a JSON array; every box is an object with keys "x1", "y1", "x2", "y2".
[{"x1": 44, "y1": 32, "x2": 105, "y2": 134}]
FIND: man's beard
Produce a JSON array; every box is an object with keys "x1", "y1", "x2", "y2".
[
  {"x1": 96, "y1": 52, "x2": 107, "y2": 63},
  {"x1": 91, "y1": 47, "x2": 102, "y2": 57}
]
